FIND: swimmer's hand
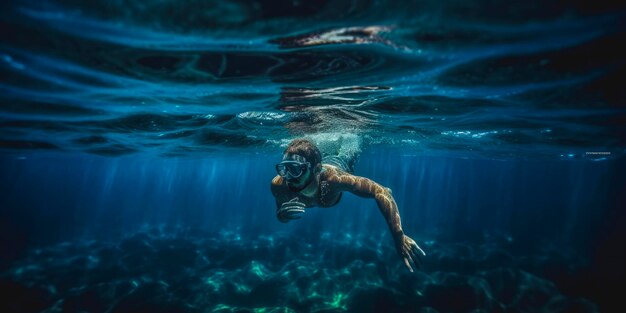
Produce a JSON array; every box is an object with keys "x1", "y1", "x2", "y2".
[
  {"x1": 395, "y1": 234, "x2": 426, "y2": 272},
  {"x1": 277, "y1": 197, "x2": 306, "y2": 223}
]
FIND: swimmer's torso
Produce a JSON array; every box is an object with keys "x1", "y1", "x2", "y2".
[{"x1": 271, "y1": 164, "x2": 344, "y2": 208}]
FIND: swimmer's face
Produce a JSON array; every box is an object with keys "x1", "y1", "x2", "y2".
[
  {"x1": 282, "y1": 154, "x2": 313, "y2": 192},
  {"x1": 286, "y1": 169, "x2": 311, "y2": 191}
]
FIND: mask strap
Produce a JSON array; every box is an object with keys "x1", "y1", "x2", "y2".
[{"x1": 283, "y1": 154, "x2": 307, "y2": 163}]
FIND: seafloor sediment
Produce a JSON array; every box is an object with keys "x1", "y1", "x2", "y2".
[{"x1": 0, "y1": 227, "x2": 597, "y2": 313}]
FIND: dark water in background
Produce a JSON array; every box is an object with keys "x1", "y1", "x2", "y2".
[{"x1": 1, "y1": 0, "x2": 626, "y2": 312}]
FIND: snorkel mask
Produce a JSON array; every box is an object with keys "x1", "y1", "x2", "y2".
[{"x1": 276, "y1": 154, "x2": 311, "y2": 180}]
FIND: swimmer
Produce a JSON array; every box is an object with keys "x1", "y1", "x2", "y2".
[{"x1": 271, "y1": 138, "x2": 425, "y2": 272}]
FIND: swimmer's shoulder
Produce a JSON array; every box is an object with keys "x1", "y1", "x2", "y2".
[
  {"x1": 320, "y1": 164, "x2": 350, "y2": 184},
  {"x1": 271, "y1": 175, "x2": 285, "y2": 195},
  {"x1": 272, "y1": 175, "x2": 284, "y2": 185}
]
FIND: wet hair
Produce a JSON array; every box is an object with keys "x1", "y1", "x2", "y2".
[{"x1": 284, "y1": 138, "x2": 321, "y2": 167}]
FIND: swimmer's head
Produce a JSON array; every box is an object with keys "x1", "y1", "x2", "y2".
[{"x1": 281, "y1": 138, "x2": 322, "y2": 192}]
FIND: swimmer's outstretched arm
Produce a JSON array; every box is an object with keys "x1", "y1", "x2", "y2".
[{"x1": 330, "y1": 172, "x2": 426, "y2": 272}]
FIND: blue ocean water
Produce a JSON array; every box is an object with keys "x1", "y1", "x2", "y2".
[{"x1": 1, "y1": 0, "x2": 625, "y2": 312}]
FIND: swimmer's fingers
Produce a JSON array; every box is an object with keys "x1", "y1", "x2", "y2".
[
  {"x1": 403, "y1": 246, "x2": 420, "y2": 272},
  {"x1": 277, "y1": 197, "x2": 305, "y2": 222},
  {"x1": 281, "y1": 205, "x2": 305, "y2": 213},
  {"x1": 286, "y1": 197, "x2": 305, "y2": 206},
  {"x1": 277, "y1": 206, "x2": 305, "y2": 220},
  {"x1": 400, "y1": 235, "x2": 425, "y2": 271},
  {"x1": 282, "y1": 203, "x2": 305, "y2": 209},
  {"x1": 413, "y1": 243, "x2": 426, "y2": 256},
  {"x1": 284, "y1": 208, "x2": 305, "y2": 217},
  {"x1": 409, "y1": 244, "x2": 423, "y2": 268},
  {"x1": 403, "y1": 251, "x2": 419, "y2": 272},
  {"x1": 281, "y1": 200, "x2": 305, "y2": 210},
  {"x1": 411, "y1": 243, "x2": 426, "y2": 267},
  {"x1": 285, "y1": 206, "x2": 305, "y2": 212},
  {"x1": 289, "y1": 201, "x2": 306, "y2": 208},
  {"x1": 403, "y1": 257, "x2": 413, "y2": 273}
]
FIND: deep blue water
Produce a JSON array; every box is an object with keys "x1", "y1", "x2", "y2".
[{"x1": 1, "y1": 0, "x2": 626, "y2": 312}]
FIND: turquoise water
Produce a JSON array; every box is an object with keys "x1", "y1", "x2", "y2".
[{"x1": 1, "y1": 0, "x2": 625, "y2": 312}]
